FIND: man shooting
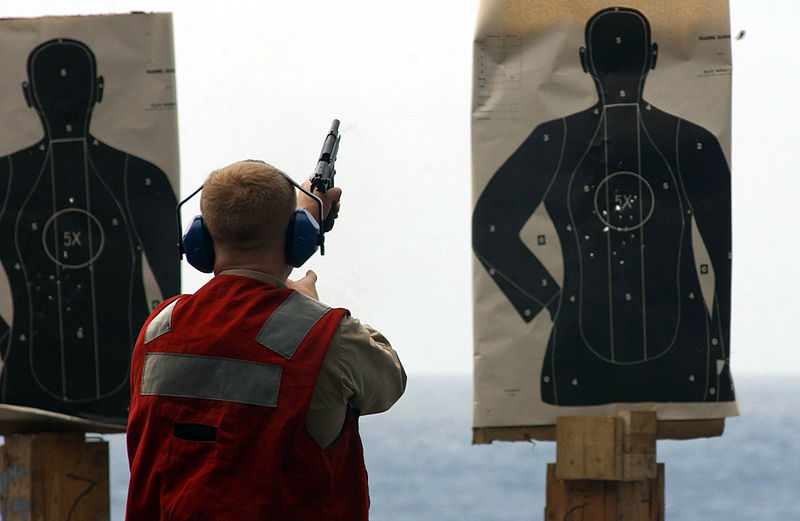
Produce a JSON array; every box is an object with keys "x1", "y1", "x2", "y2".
[{"x1": 125, "y1": 160, "x2": 406, "y2": 520}]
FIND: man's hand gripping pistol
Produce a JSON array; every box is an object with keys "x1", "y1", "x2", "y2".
[{"x1": 310, "y1": 119, "x2": 341, "y2": 250}]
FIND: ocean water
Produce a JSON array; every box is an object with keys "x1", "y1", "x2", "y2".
[{"x1": 106, "y1": 375, "x2": 800, "y2": 520}]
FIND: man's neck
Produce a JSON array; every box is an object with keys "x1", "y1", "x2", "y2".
[
  {"x1": 216, "y1": 269, "x2": 288, "y2": 288},
  {"x1": 212, "y1": 249, "x2": 292, "y2": 281}
]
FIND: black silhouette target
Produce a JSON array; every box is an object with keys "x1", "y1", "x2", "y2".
[
  {"x1": 0, "y1": 37, "x2": 180, "y2": 424},
  {"x1": 473, "y1": 7, "x2": 733, "y2": 407}
]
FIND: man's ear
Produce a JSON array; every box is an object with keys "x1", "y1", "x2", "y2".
[
  {"x1": 579, "y1": 47, "x2": 588, "y2": 73},
  {"x1": 21, "y1": 81, "x2": 33, "y2": 108},
  {"x1": 95, "y1": 75, "x2": 104, "y2": 103},
  {"x1": 650, "y1": 43, "x2": 658, "y2": 70}
]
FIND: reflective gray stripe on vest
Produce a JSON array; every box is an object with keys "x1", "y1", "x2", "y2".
[
  {"x1": 140, "y1": 352, "x2": 281, "y2": 407},
  {"x1": 255, "y1": 291, "x2": 330, "y2": 359},
  {"x1": 144, "y1": 298, "x2": 180, "y2": 344}
]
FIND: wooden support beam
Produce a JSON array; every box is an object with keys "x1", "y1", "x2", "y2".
[
  {"x1": 1, "y1": 432, "x2": 109, "y2": 521},
  {"x1": 472, "y1": 413, "x2": 727, "y2": 519},
  {"x1": 619, "y1": 411, "x2": 657, "y2": 481},
  {"x1": 545, "y1": 463, "x2": 665, "y2": 521},
  {"x1": 472, "y1": 417, "x2": 724, "y2": 444},
  {"x1": 556, "y1": 416, "x2": 624, "y2": 480},
  {"x1": 657, "y1": 418, "x2": 724, "y2": 439},
  {"x1": 545, "y1": 412, "x2": 664, "y2": 521},
  {"x1": 472, "y1": 424, "x2": 556, "y2": 444}
]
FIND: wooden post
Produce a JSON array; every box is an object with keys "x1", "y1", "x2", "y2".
[
  {"x1": 545, "y1": 412, "x2": 663, "y2": 521},
  {"x1": 1, "y1": 432, "x2": 110, "y2": 521}
]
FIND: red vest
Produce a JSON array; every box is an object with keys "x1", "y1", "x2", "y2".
[{"x1": 126, "y1": 274, "x2": 368, "y2": 521}]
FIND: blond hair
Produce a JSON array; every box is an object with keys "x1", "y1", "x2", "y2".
[{"x1": 200, "y1": 160, "x2": 296, "y2": 251}]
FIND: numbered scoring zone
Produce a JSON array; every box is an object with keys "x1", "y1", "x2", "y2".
[
  {"x1": 593, "y1": 171, "x2": 655, "y2": 231},
  {"x1": 41, "y1": 208, "x2": 105, "y2": 269}
]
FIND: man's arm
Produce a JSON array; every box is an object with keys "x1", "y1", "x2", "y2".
[
  {"x1": 290, "y1": 267, "x2": 405, "y2": 447},
  {"x1": 333, "y1": 317, "x2": 406, "y2": 415},
  {"x1": 304, "y1": 314, "x2": 405, "y2": 447}
]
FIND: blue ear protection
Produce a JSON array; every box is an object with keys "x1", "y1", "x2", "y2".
[
  {"x1": 176, "y1": 168, "x2": 325, "y2": 273},
  {"x1": 181, "y1": 214, "x2": 215, "y2": 273},
  {"x1": 284, "y1": 209, "x2": 321, "y2": 268}
]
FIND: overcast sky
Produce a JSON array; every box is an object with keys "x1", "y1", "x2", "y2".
[{"x1": 1, "y1": 0, "x2": 798, "y2": 380}]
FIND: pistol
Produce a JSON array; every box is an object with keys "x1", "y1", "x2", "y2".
[{"x1": 310, "y1": 119, "x2": 341, "y2": 233}]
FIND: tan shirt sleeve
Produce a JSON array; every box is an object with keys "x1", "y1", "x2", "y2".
[{"x1": 306, "y1": 315, "x2": 406, "y2": 447}]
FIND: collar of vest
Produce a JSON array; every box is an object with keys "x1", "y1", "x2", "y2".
[{"x1": 217, "y1": 269, "x2": 287, "y2": 288}]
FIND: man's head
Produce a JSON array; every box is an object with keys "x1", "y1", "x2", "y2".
[{"x1": 200, "y1": 161, "x2": 296, "y2": 255}]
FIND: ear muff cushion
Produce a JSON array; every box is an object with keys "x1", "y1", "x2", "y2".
[
  {"x1": 285, "y1": 209, "x2": 319, "y2": 268},
  {"x1": 183, "y1": 215, "x2": 215, "y2": 273}
]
